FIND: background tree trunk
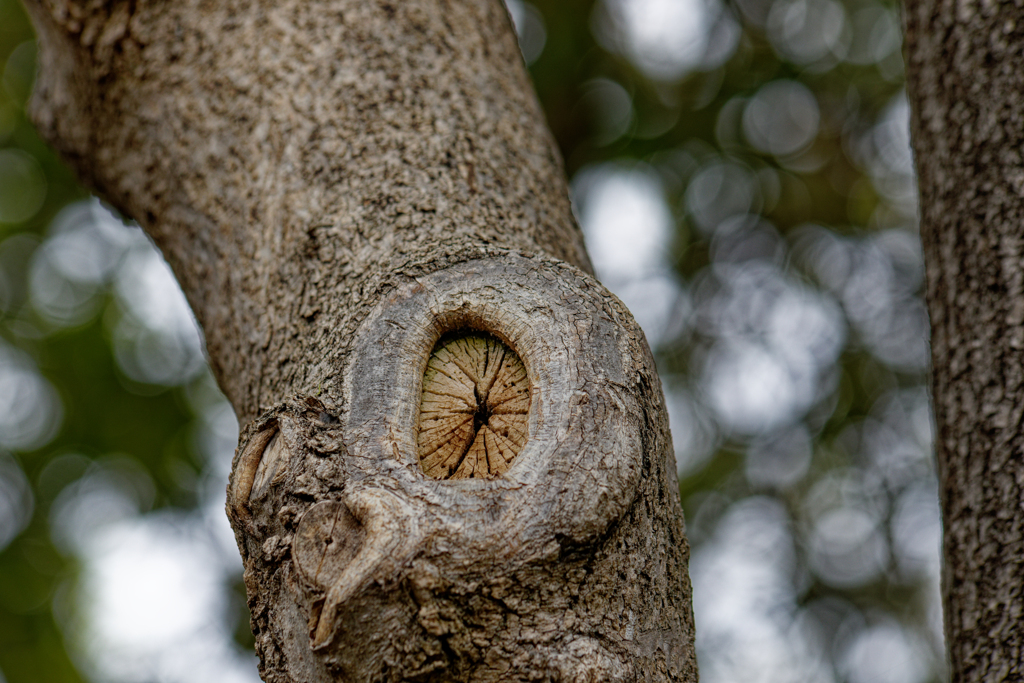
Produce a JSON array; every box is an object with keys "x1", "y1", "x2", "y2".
[
  {"x1": 905, "y1": 1, "x2": 1024, "y2": 679},
  {"x1": 22, "y1": 0, "x2": 697, "y2": 680}
]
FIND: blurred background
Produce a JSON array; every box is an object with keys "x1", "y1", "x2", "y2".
[{"x1": 0, "y1": 0, "x2": 942, "y2": 680}]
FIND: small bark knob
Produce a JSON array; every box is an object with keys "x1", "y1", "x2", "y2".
[{"x1": 293, "y1": 501, "x2": 364, "y2": 590}]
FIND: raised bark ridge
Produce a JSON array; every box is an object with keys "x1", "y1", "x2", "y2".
[{"x1": 23, "y1": 0, "x2": 698, "y2": 681}]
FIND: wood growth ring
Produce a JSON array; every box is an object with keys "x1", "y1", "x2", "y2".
[{"x1": 418, "y1": 333, "x2": 530, "y2": 479}]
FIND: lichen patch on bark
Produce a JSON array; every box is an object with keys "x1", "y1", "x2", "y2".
[{"x1": 418, "y1": 333, "x2": 529, "y2": 479}]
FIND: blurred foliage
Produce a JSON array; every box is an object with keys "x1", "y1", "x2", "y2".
[
  {"x1": 521, "y1": 0, "x2": 940, "y2": 679},
  {"x1": 0, "y1": 2, "x2": 239, "y2": 680},
  {"x1": 0, "y1": 0, "x2": 942, "y2": 681}
]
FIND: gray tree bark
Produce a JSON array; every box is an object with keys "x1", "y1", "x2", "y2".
[
  {"x1": 22, "y1": 0, "x2": 697, "y2": 680},
  {"x1": 904, "y1": 1, "x2": 1024, "y2": 679}
]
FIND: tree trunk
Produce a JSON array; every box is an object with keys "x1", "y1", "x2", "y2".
[
  {"x1": 904, "y1": 2, "x2": 1024, "y2": 679},
  {"x1": 22, "y1": 0, "x2": 697, "y2": 680}
]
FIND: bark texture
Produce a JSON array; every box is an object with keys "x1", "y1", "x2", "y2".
[
  {"x1": 24, "y1": 0, "x2": 592, "y2": 422},
  {"x1": 904, "y1": 2, "x2": 1024, "y2": 679},
  {"x1": 24, "y1": 0, "x2": 697, "y2": 681},
  {"x1": 227, "y1": 256, "x2": 694, "y2": 681}
]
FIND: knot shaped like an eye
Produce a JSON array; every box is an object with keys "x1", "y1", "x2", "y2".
[{"x1": 417, "y1": 333, "x2": 529, "y2": 479}]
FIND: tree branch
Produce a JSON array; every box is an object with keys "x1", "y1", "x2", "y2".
[{"x1": 24, "y1": 0, "x2": 697, "y2": 680}]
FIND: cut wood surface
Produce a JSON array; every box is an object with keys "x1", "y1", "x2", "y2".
[{"x1": 418, "y1": 333, "x2": 530, "y2": 479}]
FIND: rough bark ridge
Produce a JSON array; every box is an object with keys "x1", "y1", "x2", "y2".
[
  {"x1": 24, "y1": 0, "x2": 697, "y2": 681},
  {"x1": 904, "y1": 1, "x2": 1024, "y2": 679}
]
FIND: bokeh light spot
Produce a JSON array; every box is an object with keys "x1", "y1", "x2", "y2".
[{"x1": 743, "y1": 80, "x2": 821, "y2": 158}]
